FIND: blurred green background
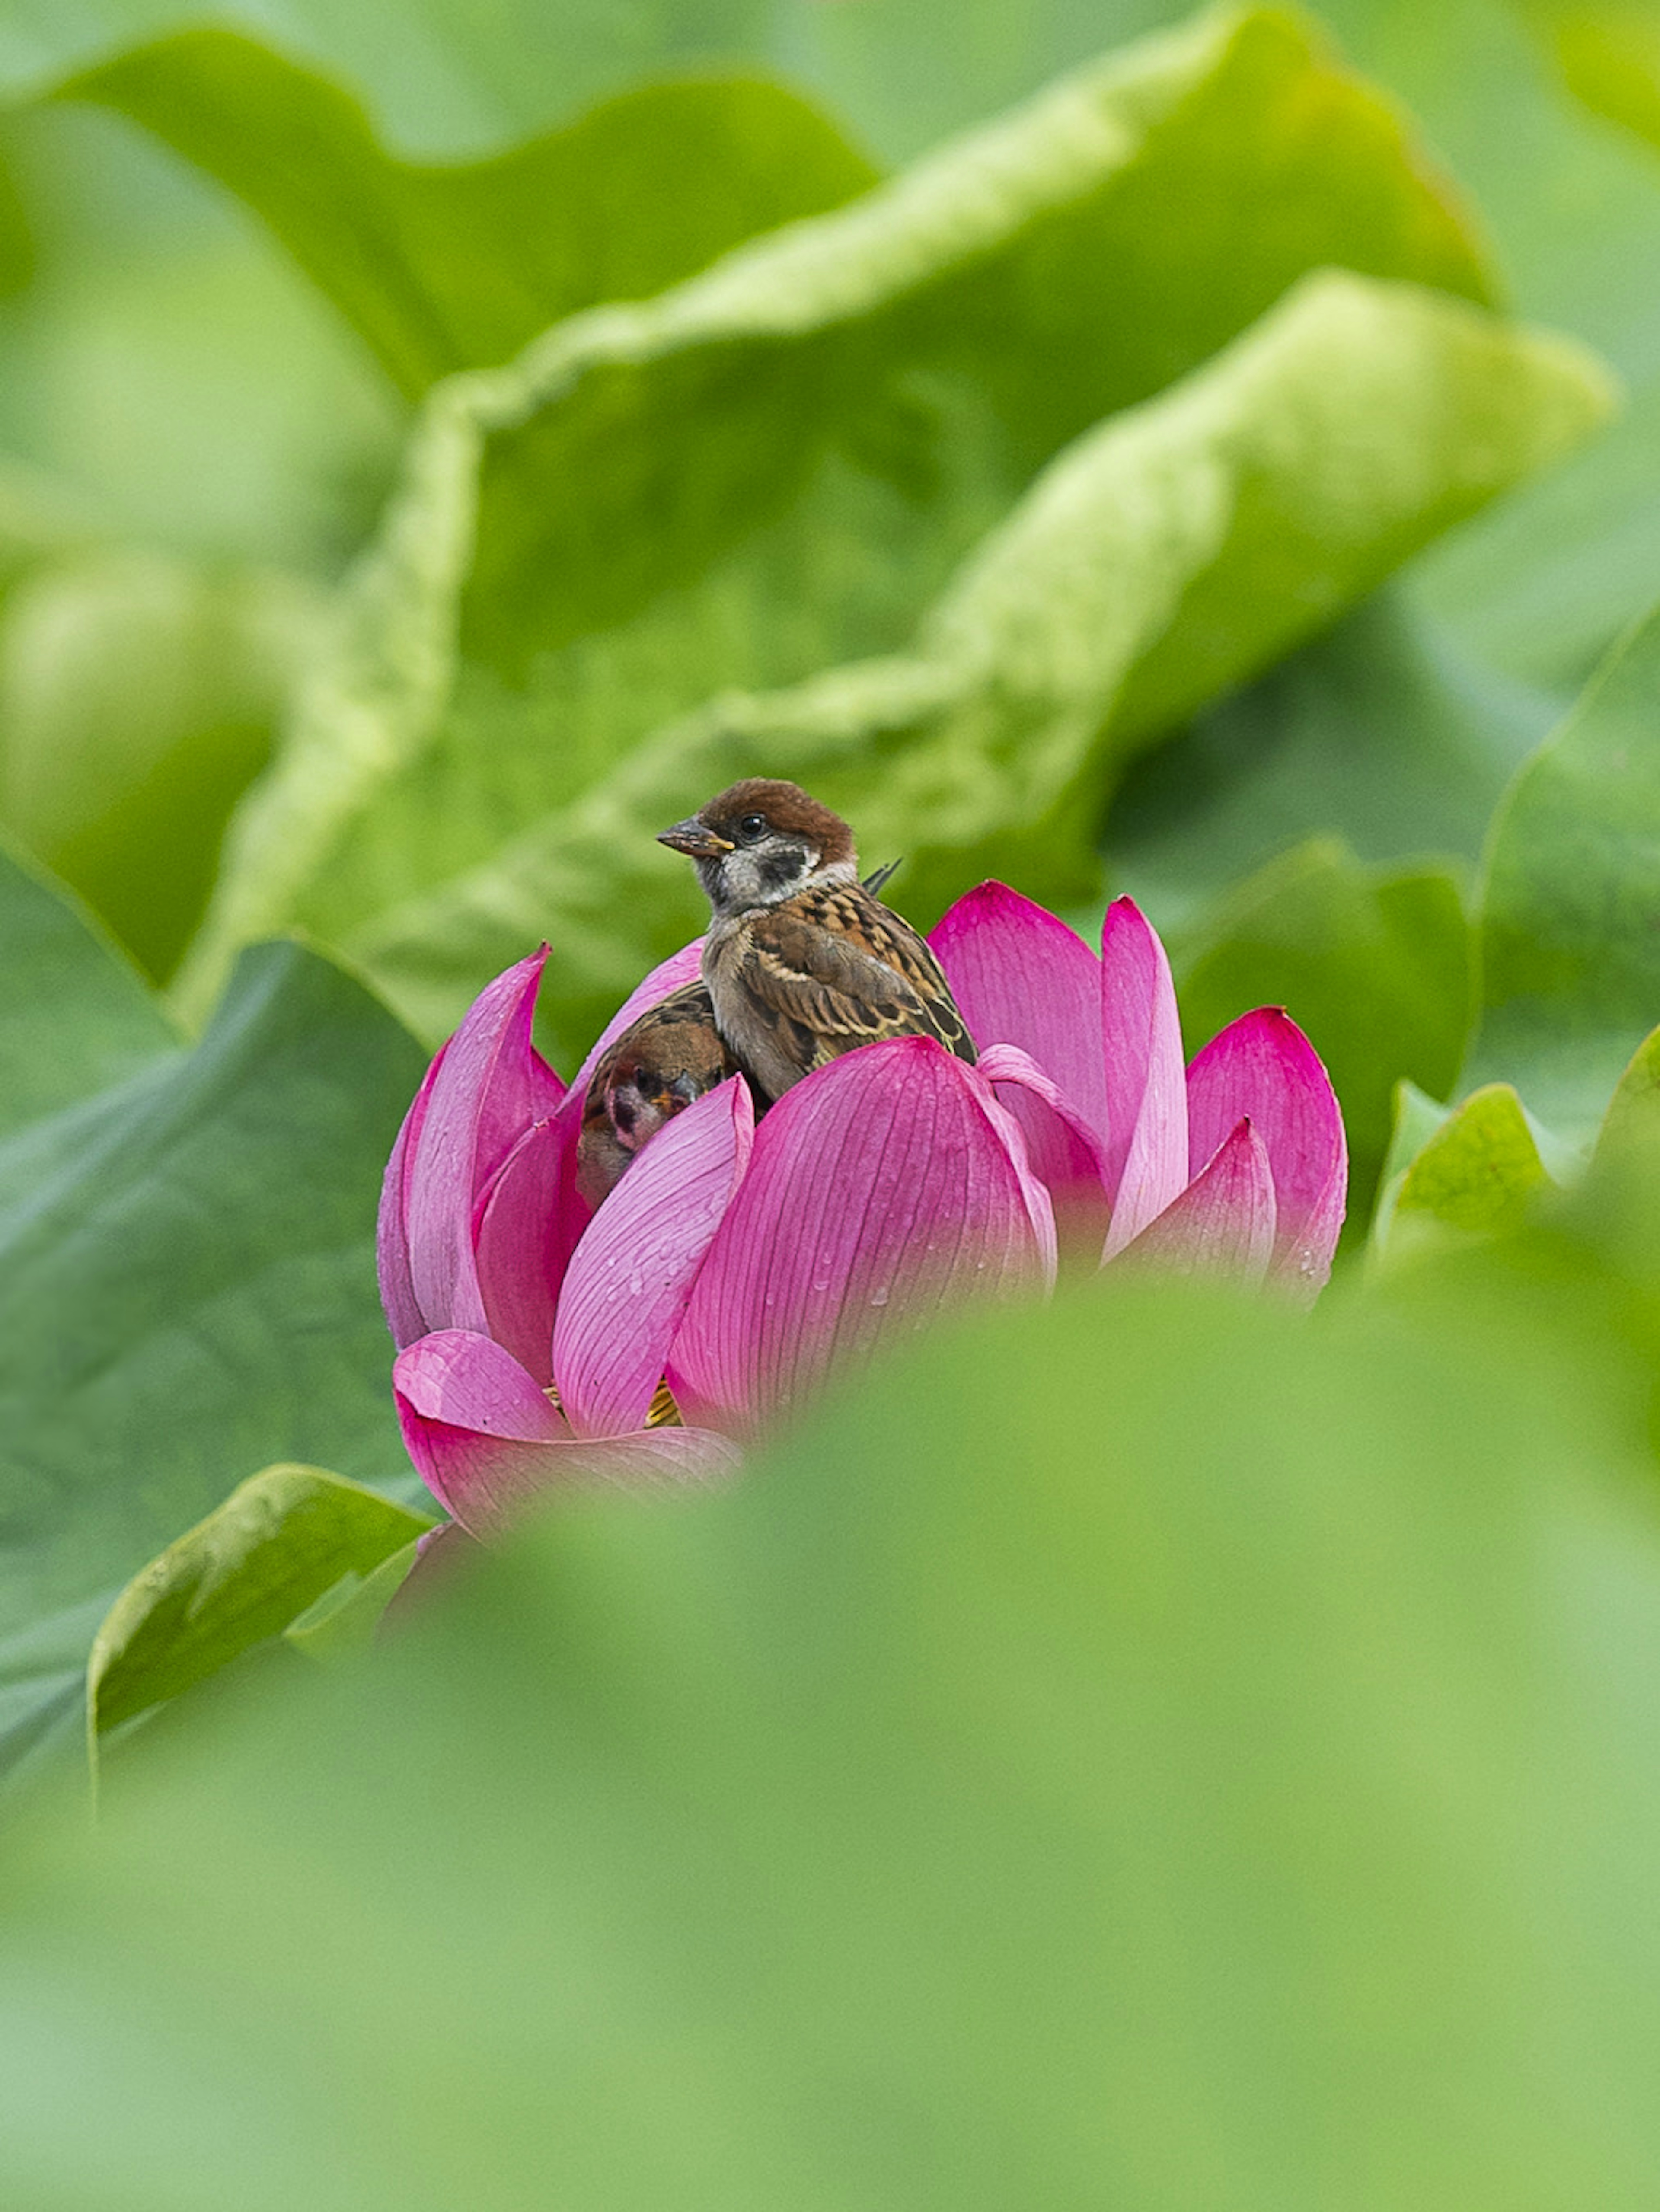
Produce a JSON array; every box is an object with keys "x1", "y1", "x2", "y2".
[
  {"x1": 0, "y1": 3, "x2": 1631, "y2": 938},
  {"x1": 6, "y1": 2, "x2": 1660, "y2": 2201}
]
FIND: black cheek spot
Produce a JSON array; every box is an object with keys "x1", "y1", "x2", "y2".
[{"x1": 760, "y1": 846, "x2": 806, "y2": 890}]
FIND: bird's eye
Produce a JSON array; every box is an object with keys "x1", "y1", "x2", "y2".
[{"x1": 737, "y1": 813, "x2": 768, "y2": 842}]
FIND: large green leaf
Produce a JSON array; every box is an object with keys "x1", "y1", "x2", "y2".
[
  {"x1": 172, "y1": 5, "x2": 1532, "y2": 1041},
  {"x1": 1, "y1": 1276, "x2": 1658, "y2": 2204},
  {"x1": 1473, "y1": 600, "x2": 1660, "y2": 1140},
  {"x1": 0, "y1": 1, "x2": 1212, "y2": 163},
  {"x1": 1111, "y1": 0, "x2": 1660, "y2": 921},
  {"x1": 0, "y1": 847, "x2": 426, "y2": 1788},
  {"x1": 281, "y1": 1535, "x2": 423, "y2": 1663},
  {"x1": 1323, "y1": 0, "x2": 1660, "y2": 696},
  {"x1": 0, "y1": 38, "x2": 865, "y2": 987},
  {"x1": 1171, "y1": 836, "x2": 1473, "y2": 1230},
  {"x1": 1105, "y1": 0, "x2": 1660, "y2": 916},
  {"x1": 9, "y1": 1, "x2": 1660, "y2": 714},
  {"x1": 343, "y1": 271, "x2": 1603, "y2": 1057},
  {"x1": 59, "y1": 32, "x2": 878, "y2": 400}
]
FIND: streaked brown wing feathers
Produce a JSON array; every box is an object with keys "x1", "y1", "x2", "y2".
[{"x1": 742, "y1": 887, "x2": 976, "y2": 1064}]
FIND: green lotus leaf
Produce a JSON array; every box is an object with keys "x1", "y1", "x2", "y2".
[{"x1": 0, "y1": 844, "x2": 425, "y2": 1791}]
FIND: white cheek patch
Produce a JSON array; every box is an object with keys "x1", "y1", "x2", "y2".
[{"x1": 727, "y1": 852, "x2": 770, "y2": 904}]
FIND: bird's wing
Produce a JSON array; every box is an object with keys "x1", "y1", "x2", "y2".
[{"x1": 741, "y1": 886, "x2": 977, "y2": 1066}]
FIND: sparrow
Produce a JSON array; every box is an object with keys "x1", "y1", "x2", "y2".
[
  {"x1": 575, "y1": 981, "x2": 740, "y2": 1207},
  {"x1": 656, "y1": 778, "x2": 977, "y2": 1102}
]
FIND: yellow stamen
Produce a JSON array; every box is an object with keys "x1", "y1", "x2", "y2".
[
  {"x1": 546, "y1": 1379, "x2": 683, "y2": 1427},
  {"x1": 647, "y1": 1379, "x2": 683, "y2": 1427}
]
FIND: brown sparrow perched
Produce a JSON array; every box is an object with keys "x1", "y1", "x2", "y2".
[
  {"x1": 657, "y1": 778, "x2": 977, "y2": 1101},
  {"x1": 575, "y1": 981, "x2": 739, "y2": 1207}
]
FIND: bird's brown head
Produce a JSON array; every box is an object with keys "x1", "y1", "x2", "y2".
[
  {"x1": 658, "y1": 779, "x2": 856, "y2": 915},
  {"x1": 575, "y1": 983, "x2": 736, "y2": 1207}
]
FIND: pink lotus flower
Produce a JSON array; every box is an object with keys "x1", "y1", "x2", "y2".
[
  {"x1": 931, "y1": 884, "x2": 1347, "y2": 1296},
  {"x1": 379, "y1": 941, "x2": 1058, "y2": 1535},
  {"x1": 378, "y1": 887, "x2": 1344, "y2": 1534}
]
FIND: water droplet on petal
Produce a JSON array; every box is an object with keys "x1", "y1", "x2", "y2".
[{"x1": 870, "y1": 1285, "x2": 890, "y2": 1308}]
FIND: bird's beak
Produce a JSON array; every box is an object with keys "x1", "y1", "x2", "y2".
[{"x1": 658, "y1": 818, "x2": 733, "y2": 859}]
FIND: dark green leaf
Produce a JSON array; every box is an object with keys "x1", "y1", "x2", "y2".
[
  {"x1": 0, "y1": 831, "x2": 175, "y2": 1140},
  {"x1": 0, "y1": 0, "x2": 785, "y2": 151}
]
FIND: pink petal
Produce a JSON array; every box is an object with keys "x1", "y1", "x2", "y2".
[
  {"x1": 472, "y1": 1115, "x2": 589, "y2": 1386},
  {"x1": 1118, "y1": 1117, "x2": 1276, "y2": 1284},
  {"x1": 930, "y1": 883, "x2": 1108, "y2": 1138},
  {"x1": 423, "y1": 1424, "x2": 739, "y2": 1540},
  {"x1": 553, "y1": 1078, "x2": 754, "y2": 1436},
  {"x1": 976, "y1": 1041, "x2": 1112, "y2": 1270},
  {"x1": 405, "y1": 949, "x2": 566, "y2": 1337},
  {"x1": 971, "y1": 1078, "x2": 1061, "y2": 1288},
  {"x1": 668, "y1": 1038, "x2": 1055, "y2": 1437},
  {"x1": 562, "y1": 937, "x2": 707, "y2": 1111},
  {"x1": 377, "y1": 1038, "x2": 448, "y2": 1349},
  {"x1": 1099, "y1": 897, "x2": 1189, "y2": 1256},
  {"x1": 394, "y1": 1327, "x2": 561, "y2": 1522},
  {"x1": 393, "y1": 1329, "x2": 736, "y2": 1535},
  {"x1": 395, "y1": 1327, "x2": 562, "y2": 1441},
  {"x1": 1186, "y1": 1009, "x2": 1347, "y2": 1302}
]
